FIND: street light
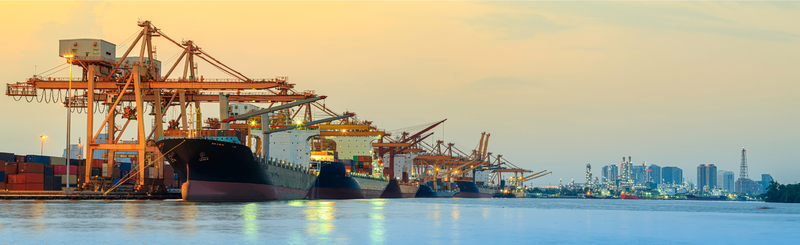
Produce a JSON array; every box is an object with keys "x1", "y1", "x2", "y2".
[
  {"x1": 40, "y1": 135, "x2": 47, "y2": 155},
  {"x1": 64, "y1": 54, "x2": 74, "y2": 188}
]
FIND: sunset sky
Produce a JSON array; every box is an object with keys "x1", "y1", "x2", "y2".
[{"x1": 1, "y1": 1, "x2": 799, "y2": 185}]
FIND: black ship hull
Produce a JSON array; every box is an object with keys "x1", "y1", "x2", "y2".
[
  {"x1": 157, "y1": 138, "x2": 316, "y2": 202},
  {"x1": 454, "y1": 181, "x2": 495, "y2": 198}
]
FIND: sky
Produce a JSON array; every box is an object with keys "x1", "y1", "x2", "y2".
[{"x1": 1, "y1": 1, "x2": 799, "y2": 185}]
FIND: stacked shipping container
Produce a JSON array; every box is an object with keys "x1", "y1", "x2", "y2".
[{"x1": 1, "y1": 151, "x2": 181, "y2": 191}]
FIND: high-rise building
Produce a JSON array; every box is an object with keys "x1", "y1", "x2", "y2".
[
  {"x1": 585, "y1": 163, "x2": 592, "y2": 187},
  {"x1": 648, "y1": 164, "x2": 661, "y2": 185},
  {"x1": 632, "y1": 166, "x2": 644, "y2": 184},
  {"x1": 662, "y1": 166, "x2": 683, "y2": 185},
  {"x1": 757, "y1": 174, "x2": 775, "y2": 193},
  {"x1": 620, "y1": 157, "x2": 632, "y2": 183},
  {"x1": 697, "y1": 164, "x2": 708, "y2": 190},
  {"x1": 762, "y1": 174, "x2": 774, "y2": 183},
  {"x1": 708, "y1": 165, "x2": 717, "y2": 189},
  {"x1": 602, "y1": 164, "x2": 618, "y2": 183},
  {"x1": 697, "y1": 164, "x2": 717, "y2": 191},
  {"x1": 722, "y1": 171, "x2": 735, "y2": 193}
]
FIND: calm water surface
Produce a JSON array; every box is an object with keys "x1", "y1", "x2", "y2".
[{"x1": 1, "y1": 198, "x2": 799, "y2": 244}]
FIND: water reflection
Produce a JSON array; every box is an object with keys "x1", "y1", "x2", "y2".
[
  {"x1": 121, "y1": 201, "x2": 140, "y2": 232},
  {"x1": 304, "y1": 200, "x2": 337, "y2": 243},
  {"x1": 29, "y1": 201, "x2": 46, "y2": 233},
  {"x1": 432, "y1": 203, "x2": 441, "y2": 228},
  {"x1": 369, "y1": 199, "x2": 386, "y2": 244},
  {"x1": 177, "y1": 202, "x2": 198, "y2": 235},
  {"x1": 451, "y1": 204, "x2": 460, "y2": 238},
  {"x1": 240, "y1": 203, "x2": 259, "y2": 239}
]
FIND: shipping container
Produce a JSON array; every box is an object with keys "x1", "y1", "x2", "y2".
[
  {"x1": 78, "y1": 166, "x2": 86, "y2": 176},
  {"x1": 57, "y1": 174, "x2": 77, "y2": 185},
  {"x1": 118, "y1": 162, "x2": 132, "y2": 170},
  {"x1": 25, "y1": 183, "x2": 44, "y2": 191},
  {"x1": 18, "y1": 162, "x2": 44, "y2": 173},
  {"x1": 8, "y1": 174, "x2": 25, "y2": 184},
  {"x1": 0, "y1": 171, "x2": 4, "y2": 182},
  {"x1": 53, "y1": 165, "x2": 78, "y2": 175},
  {"x1": 0, "y1": 152, "x2": 15, "y2": 162},
  {"x1": 53, "y1": 176, "x2": 62, "y2": 189},
  {"x1": 23, "y1": 173, "x2": 44, "y2": 183},
  {"x1": 0, "y1": 182, "x2": 5, "y2": 190},
  {"x1": 69, "y1": 159, "x2": 83, "y2": 166},
  {"x1": 92, "y1": 159, "x2": 103, "y2": 168},
  {"x1": 44, "y1": 176, "x2": 54, "y2": 190},
  {"x1": 15, "y1": 155, "x2": 25, "y2": 163},
  {"x1": 50, "y1": 156, "x2": 67, "y2": 165},
  {"x1": 91, "y1": 168, "x2": 101, "y2": 176},
  {"x1": 9, "y1": 183, "x2": 24, "y2": 191},
  {"x1": 4, "y1": 162, "x2": 17, "y2": 174},
  {"x1": 44, "y1": 165, "x2": 54, "y2": 176},
  {"x1": 25, "y1": 155, "x2": 50, "y2": 164}
]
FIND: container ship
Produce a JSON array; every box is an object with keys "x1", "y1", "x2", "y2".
[
  {"x1": 454, "y1": 180, "x2": 496, "y2": 198},
  {"x1": 415, "y1": 181, "x2": 458, "y2": 198},
  {"x1": 157, "y1": 129, "x2": 317, "y2": 201},
  {"x1": 306, "y1": 161, "x2": 389, "y2": 199},
  {"x1": 619, "y1": 193, "x2": 663, "y2": 200},
  {"x1": 303, "y1": 121, "x2": 424, "y2": 199}
]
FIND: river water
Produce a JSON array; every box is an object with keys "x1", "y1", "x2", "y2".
[{"x1": 1, "y1": 198, "x2": 799, "y2": 244}]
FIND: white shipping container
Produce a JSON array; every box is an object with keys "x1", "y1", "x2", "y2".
[{"x1": 58, "y1": 175, "x2": 78, "y2": 185}]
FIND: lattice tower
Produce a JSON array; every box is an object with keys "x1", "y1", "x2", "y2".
[{"x1": 739, "y1": 147, "x2": 748, "y2": 179}]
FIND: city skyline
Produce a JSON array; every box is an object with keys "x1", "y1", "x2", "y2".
[{"x1": 1, "y1": 2, "x2": 799, "y2": 184}]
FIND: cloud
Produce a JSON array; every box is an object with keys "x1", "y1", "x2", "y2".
[
  {"x1": 466, "y1": 13, "x2": 573, "y2": 40},
  {"x1": 480, "y1": 2, "x2": 800, "y2": 42}
]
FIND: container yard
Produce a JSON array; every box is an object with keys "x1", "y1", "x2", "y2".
[{"x1": 1, "y1": 20, "x2": 545, "y2": 201}]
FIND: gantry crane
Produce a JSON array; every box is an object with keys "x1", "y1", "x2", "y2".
[{"x1": 4, "y1": 20, "x2": 336, "y2": 192}]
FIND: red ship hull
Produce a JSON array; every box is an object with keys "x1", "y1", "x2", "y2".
[
  {"x1": 182, "y1": 180, "x2": 309, "y2": 202},
  {"x1": 620, "y1": 194, "x2": 660, "y2": 200}
]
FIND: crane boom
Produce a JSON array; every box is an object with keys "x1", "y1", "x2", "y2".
[
  {"x1": 222, "y1": 96, "x2": 326, "y2": 122},
  {"x1": 265, "y1": 113, "x2": 354, "y2": 134},
  {"x1": 523, "y1": 172, "x2": 551, "y2": 182}
]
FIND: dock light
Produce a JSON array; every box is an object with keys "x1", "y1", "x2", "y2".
[
  {"x1": 63, "y1": 54, "x2": 74, "y2": 58},
  {"x1": 40, "y1": 135, "x2": 47, "y2": 155},
  {"x1": 341, "y1": 129, "x2": 346, "y2": 133}
]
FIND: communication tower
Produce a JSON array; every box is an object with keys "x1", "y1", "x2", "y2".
[{"x1": 740, "y1": 147, "x2": 748, "y2": 179}]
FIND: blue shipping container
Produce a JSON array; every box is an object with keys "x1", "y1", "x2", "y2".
[
  {"x1": 26, "y1": 155, "x2": 50, "y2": 164},
  {"x1": 113, "y1": 178, "x2": 120, "y2": 185},
  {"x1": 0, "y1": 152, "x2": 14, "y2": 162},
  {"x1": 118, "y1": 162, "x2": 132, "y2": 170},
  {"x1": 0, "y1": 171, "x2": 5, "y2": 182}
]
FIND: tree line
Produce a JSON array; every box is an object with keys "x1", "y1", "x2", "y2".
[{"x1": 763, "y1": 181, "x2": 800, "y2": 203}]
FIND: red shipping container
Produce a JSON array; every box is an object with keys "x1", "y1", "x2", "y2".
[
  {"x1": 53, "y1": 165, "x2": 78, "y2": 175},
  {"x1": 8, "y1": 174, "x2": 26, "y2": 184},
  {"x1": 92, "y1": 159, "x2": 103, "y2": 168},
  {"x1": 25, "y1": 183, "x2": 44, "y2": 191},
  {"x1": 4, "y1": 162, "x2": 17, "y2": 174},
  {"x1": 23, "y1": 173, "x2": 44, "y2": 183},
  {"x1": 0, "y1": 182, "x2": 5, "y2": 190},
  {"x1": 9, "y1": 184, "x2": 25, "y2": 191},
  {"x1": 78, "y1": 166, "x2": 86, "y2": 176},
  {"x1": 15, "y1": 155, "x2": 25, "y2": 162},
  {"x1": 18, "y1": 162, "x2": 44, "y2": 173}
]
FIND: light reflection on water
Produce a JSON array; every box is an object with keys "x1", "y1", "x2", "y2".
[{"x1": 1, "y1": 198, "x2": 800, "y2": 244}]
